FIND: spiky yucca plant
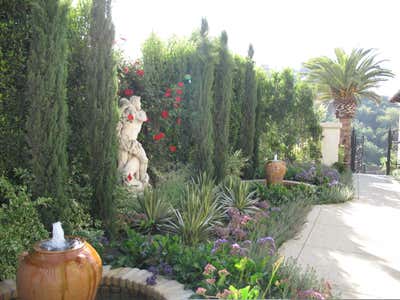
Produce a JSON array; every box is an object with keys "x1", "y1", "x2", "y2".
[
  {"x1": 304, "y1": 48, "x2": 393, "y2": 166},
  {"x1": 219, "y1": 177, "x2": 260, "y2": 215},
  {"x1": 133, "y1": 188, "x2": 172, "y2": 234},
  {"x1": 167, "y1": 173, "x2": 223, "y2": 245}
]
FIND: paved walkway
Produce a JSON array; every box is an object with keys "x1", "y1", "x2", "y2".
[{"x1": 280, "y1": 174, "x2": 400, "y2": 299}]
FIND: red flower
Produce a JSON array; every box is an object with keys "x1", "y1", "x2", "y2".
[
  {"x1": 176, "y1": 117, "x2": 182, "y2": 125},
  {"x1": 178, "y1": 82, "x2": 184, "y2": 87},
  {"x1": 161, "y1": 110, "x2": 169, "y2": 119},
  {"x1": 176, "y1": 89, "x2": 183, "y2": 95},
  {"x1": 153, "y1": 132, "x2": 165, "y2": 141},
  {"x1": 127, "y1": 114, "x2": 134, "y2": 121},
  {"x1": 175, "y1": 96, "x2": 181, "y2": 102},
  {"x1": 164, "y1": 88, "x2": 172, "y2": 97},
  {"x1": 169, "y1": 145, "x2": 177, "y2": 152},
  {"x1": 127, "y1": 173, "x2": 132, "y2": 181},
  {"x1": 173, "y1": 103, "x2": 180, "y2": 109},
  {"x1": 145, "y1": 117, "x2": 149, "y2": 122},
  {"x1": 136, "y1": 69, "x2": 144, "y2": 77},
  {"x1": 123, "y1": 66, "x2": 129, "y2": 74},
  {"x1": 124, "y1": 89, "x2": 134, "y2": 96}
]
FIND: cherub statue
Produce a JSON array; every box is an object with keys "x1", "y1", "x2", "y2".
[{"x1": 117, "y1": 96, "x2": 150, "y2": 191}]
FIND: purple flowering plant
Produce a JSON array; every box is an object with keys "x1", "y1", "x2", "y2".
[{"x1": 293, "y1": 164, "x2": 340, "y2": 187}]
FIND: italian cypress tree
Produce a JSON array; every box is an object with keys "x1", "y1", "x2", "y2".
[
  {"x1": 213, "y1": 31, "x2": 233, "y2": 181},
  {"x1": 253, "y1": 70, "x2": 267, "y2": 176},
  {"x1": 66, "y1": 0, "x2": 91, "y2": 171},
  {"x1": 190, "y1": 19, "x2": 215, "y2": 175},
  {"x1": 240, "y1": 45, "x2": 257, "y2": 178},
  {"x1": 86, "y1": 0, "x2": 118, "y2": 228},
  {"x1": 25, "y1": 0, "x2": 70, "y2": 224},
  {"x1": 229, "y1": 56, "x2": 246, "y2": 151}
]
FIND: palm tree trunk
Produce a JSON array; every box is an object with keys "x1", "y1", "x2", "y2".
[{"x1": 339, "y1": 117, "x2": 352, "y2": 166}]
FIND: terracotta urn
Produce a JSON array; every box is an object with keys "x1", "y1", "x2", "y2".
[
  {"x1": 265, "y1": 160, "x2": 287, "y2": 185},
  {"x1": 17, "y1": 237, "x2": 102, "y2": 300}
]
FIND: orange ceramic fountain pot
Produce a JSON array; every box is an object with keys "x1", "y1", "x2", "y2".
[
  {"x1": 265, "y1": 160, "x2": 287, "y2": 185},
  {"x1": 16, "y1": 237, "x2": 102, "y2": 300}
]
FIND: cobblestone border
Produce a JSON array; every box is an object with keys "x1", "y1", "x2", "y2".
[{"x1": 0, "y1": 265, "x2": 193, "y2": 300}]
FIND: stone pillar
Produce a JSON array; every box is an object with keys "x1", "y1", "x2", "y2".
[{"x1": 320, "y1": 122, "x2": 342, "y2": 166}]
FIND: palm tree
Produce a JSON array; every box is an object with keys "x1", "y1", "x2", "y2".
[{"x1": 304, "y1": 48, "x2": 394, "y2": 166}]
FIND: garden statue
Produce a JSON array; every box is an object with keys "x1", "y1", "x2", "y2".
[{"x1": 117, "y1": 96, "x2": 150, "y2": 191}]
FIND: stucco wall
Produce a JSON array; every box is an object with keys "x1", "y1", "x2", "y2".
[{"x1": 321, "y1": 122, "x2": 342, "y2": 166}]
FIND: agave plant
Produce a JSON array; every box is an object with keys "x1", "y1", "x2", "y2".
[
  {"x1": 132, "y1": 188, "x2": 173, "y2": 234},
  {"x1": 218, "y1": 177, "x2": 260, "y2": 215},
  {"x1": 167, "y1": 173, "x2": 223, "y2": 245}
]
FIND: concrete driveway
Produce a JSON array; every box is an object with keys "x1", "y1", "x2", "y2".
[{"x1": 280, "y1": 174, "x2": 400, "y2": 299}]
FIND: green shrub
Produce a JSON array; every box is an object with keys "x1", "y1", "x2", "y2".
[
  {"x1": 315, "y1": 185, "x2": 354, "y2": 204},
  {"x1": 225, "y1": 150, "x2": 249, "y2": 179},
  {"x1": 276, "y1": 259, "x2": 333, "y2": 299},
  {"x1": 255, "y1": 184, "x2": 292, "y2": 206},
  {"x1": 218, "y1": 178, "x2": 259, "y2": 215},
  {"x1": 0, "y1": 177, "x2": 49, "y2": 280},
  {"x1": 167, "y1": 173, "x2": 223, "y2": 245},
  {"x1": 339, "y1": 169, "x2": 353, "y2": 187},
  {"x1": 132, "y1": 188, "x2": 173, "y2": 234},
  {"x1": 252, "y1": 197, "x2": 312, "y2": 248},
  {"x1": 73, "y1": 225, "x2": 105, "y2": 256},
  {"x1": 284, "y1": 164, "x2": 304, "y2": 180},
  {"x1": 155, "y1": 167, "x2": 189, "y2": 207},
  {"x1": 332, "y1": 161, "x2": 347, "y2": 174},
  {"x1": 168, "y1": 187, "x2": 222, "y2": 245}
]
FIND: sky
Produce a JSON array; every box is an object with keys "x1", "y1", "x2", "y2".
[{"x1": 111, "y1": 0, "x2": 400, "y2": 97}]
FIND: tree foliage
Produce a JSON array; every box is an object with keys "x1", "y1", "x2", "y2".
[
  {"x1": 66, "y1": 0, "x2": 91, "y2": 171},
  {"x1": 304, "y1": 48, "x2": 393, "y2": 165},
  {"x1": 240, "y1": 45, "x2": 257, "y2": 178},
  {"x1": 86, "y1": 0, "x2": 118, "y2": 228},
  {"x1": 213, "y1": 31, "x2": 233, "y2": 181},
  {"x1": 189, "y1": 18, "x2": 215, "y2": 175},
  {"x1": 25, "y1": 0, "x2": 70, "y2": 224},
  {"x1": 0, "y1": 0, "x2": 31, "y2": 176}
]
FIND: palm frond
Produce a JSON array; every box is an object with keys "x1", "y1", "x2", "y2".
[{"x1": 303, "y1": 48, "x2": 394, "y2": 108}]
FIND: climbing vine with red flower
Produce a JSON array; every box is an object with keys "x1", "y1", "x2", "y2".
[{"x1": 117, "y1": 56, "x2": 189, "y2": 167}]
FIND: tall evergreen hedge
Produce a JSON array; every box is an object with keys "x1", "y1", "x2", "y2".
[
  {"x1": 190, "y1": 19, "x2": 215, "y2": 175},
  {"x1": 86, "y1": 0, "x2": 118, "y2": 228},
  {"x1": 213, "y1": 31, "x2": 233, "y2": 181},
  {"x1": 67, "y1": 0, "x2": 91, "y2": 171},
  {"x1": 240, "y1": 45, "x2": 257, "y2": 178},
  {"x1": 25, "y1": 0, "x2": 70, "y2": 224}
]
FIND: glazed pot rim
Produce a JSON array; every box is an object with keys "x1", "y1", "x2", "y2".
[{"x1": 33, "y1": 236, "x2": 85, "y2": 254}]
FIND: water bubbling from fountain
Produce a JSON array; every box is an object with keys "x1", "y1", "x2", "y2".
[
  {"x1": 40, "y1": 222, "x2": 82, "y2": 251},
  {"x1": 274, "y1": 154, "x2": 278, "y2": 161}
]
